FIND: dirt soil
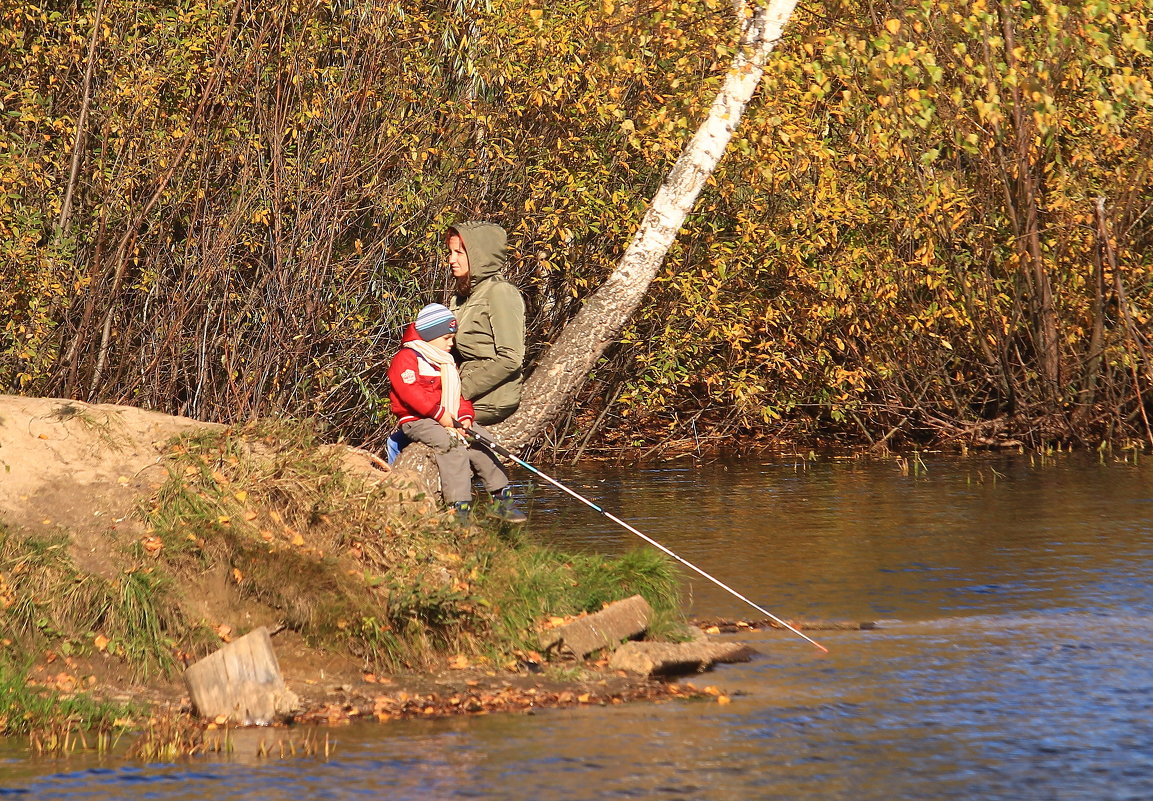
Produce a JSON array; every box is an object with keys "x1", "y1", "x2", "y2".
[{"x1": 1, "y1": 395, "x2": 700, "y2": 727}]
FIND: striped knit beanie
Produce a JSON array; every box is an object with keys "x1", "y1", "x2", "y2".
[{"x1": 414, "y1": 303, "x2": 457, "y2": 341}]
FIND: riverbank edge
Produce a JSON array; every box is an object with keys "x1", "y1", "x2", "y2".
[{"x1": 0, "y1": 394, "x2": 715, "y2": 757}]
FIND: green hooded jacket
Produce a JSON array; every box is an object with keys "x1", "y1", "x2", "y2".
[{"x1": 447, "y1": 222, "x2": 526, "y2": 424}]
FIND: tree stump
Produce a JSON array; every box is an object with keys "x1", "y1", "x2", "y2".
[{"x1": 183, "y1": 627, "x2": 299, "y2": 725}]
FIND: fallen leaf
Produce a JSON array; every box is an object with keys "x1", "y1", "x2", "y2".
[
  {"x1": 705, "y1": 625, "x2": 721, "y2": 634},
  {"x1": 232, "y1": 568, "x2": 244, "y2": 584},
  {"x1": 233, "y1": 490, "x2": 248, "y2": 503},
  {"x1": 93, "y1": 634, "x2": 110, "y2": 652},
  {"x1": 717, "y1": 695, "x2": 732, "y2": 705},
  {"x1": 448, "y1": 654, "x2": 470, "y2": 670}
]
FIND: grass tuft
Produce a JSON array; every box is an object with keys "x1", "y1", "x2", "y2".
[{"x1": 0, "y1": 662, "x2": 135, "y2": 751}]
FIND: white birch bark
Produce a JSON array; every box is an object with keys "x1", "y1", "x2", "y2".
[{"x1": 493, "y1": 0, "x2": 799, "y2": 449}]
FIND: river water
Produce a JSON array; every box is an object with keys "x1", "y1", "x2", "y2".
[{"x1": 3, "y1": 451, "x2": 1152, "y2": 799}]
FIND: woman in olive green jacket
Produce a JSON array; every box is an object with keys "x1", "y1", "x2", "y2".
[{"x1": 446, "y1": 222, "x2": 526, "y2": 425}]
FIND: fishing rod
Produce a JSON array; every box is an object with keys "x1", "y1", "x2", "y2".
[{"x1": 463, "y1": 424, "x2": 829, "y2": 654}]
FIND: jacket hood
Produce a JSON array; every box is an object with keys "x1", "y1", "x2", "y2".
[
  {"x1": 400, "y1": 322, "x2": 421, "y2": 343},
  {"x1": 449, "y1": 221, "x2": 507, "y2": 286}
]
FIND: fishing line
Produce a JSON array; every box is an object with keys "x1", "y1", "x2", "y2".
[{"x1": 464, "y1": 425, "x2": 829, "y2": 653}]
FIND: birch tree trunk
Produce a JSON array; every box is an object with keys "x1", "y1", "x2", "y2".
[{"x1": 491, "y1": 0, "x2": 799, "y2": 450}]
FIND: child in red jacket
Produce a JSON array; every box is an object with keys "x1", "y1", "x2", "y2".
[{"x1": 389, "y1": 303, "x2": 526, "y2": 524}]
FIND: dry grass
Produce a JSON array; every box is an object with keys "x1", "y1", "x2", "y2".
[{"x1": 140, "y1": 419, "x2": 684, "y2": 672}]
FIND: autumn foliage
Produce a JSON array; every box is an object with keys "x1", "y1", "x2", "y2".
[{"x1": 2, "y1": 0, "x2": 1151, "y2": 452}]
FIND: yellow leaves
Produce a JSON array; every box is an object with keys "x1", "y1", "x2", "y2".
[
  {"x1": 93, "y1": 633, "x2": 110, "y2": 652},
  {"x1": 885, "y1": 19, "x2": 902, "y2": 35}
]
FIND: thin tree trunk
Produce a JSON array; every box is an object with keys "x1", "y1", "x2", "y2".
[
  {"x1": 87, "y1": 1, "x2": 243, "y2": 399},
  {"x1": 1001, "y1": 5, "x2": 1061, "y2": 400},
  {"x1": 1077, "y1": 196, "x2": 1109, "y2": 420},
  {"x1": 56, "y1": 0, "x2": 106, "y2": 243},
  {"x1": 1102, "y1": 207, "x2": 1153, "y2": 448},
  {"x1": 493, "y1": 0, "x2": 799, "y2": 449}
]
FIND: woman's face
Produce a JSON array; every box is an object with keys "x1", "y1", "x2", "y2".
[{"x1": 447, "y1": 234, "x2": 470, "y2": 280}]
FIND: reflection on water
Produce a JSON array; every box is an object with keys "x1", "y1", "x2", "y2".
[{"x1": 3, "y1": 453, "x2": 1152, "y2": 800}]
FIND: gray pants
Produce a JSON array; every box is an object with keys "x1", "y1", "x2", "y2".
[{"x1": 400, "y1": 418, "x2": 508, "y2": 504}]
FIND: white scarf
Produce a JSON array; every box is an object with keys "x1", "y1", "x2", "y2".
[{"x1": 404, "y1": 340, "x2": 461, "y2": 421}]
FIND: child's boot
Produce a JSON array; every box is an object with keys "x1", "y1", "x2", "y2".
[
  {"x1": 451, "y1": 501, "x2": 472, "y2": 525},
  {"x1": 488, "y1": 487, "x2": 527, "y2": 523}
]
